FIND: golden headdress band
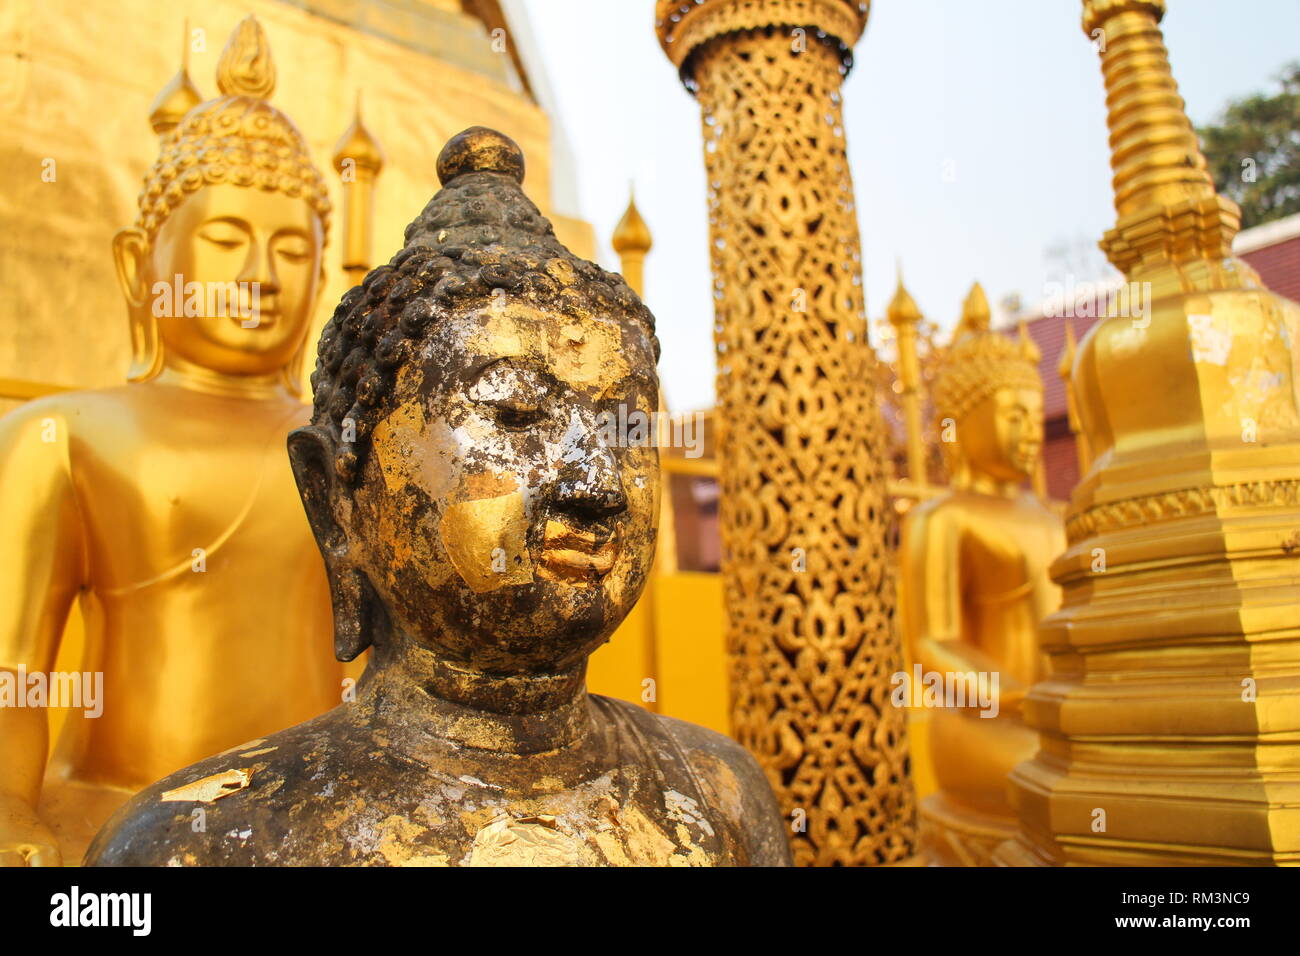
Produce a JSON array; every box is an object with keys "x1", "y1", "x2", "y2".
[
  {"x1": 932, "y1": 282, "x2": 1042, "y2": 422},
  {"x1": 135, "y1": 17, "x2": 331, "y2": 243}
]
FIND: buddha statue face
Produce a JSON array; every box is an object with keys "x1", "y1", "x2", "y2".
[
  {"x1": 292, "y1": 298, "x2": 659, "y2": 675},
  {"x1": 116, "y1": 183, "x2": 325, "y2": 377},
  {"x1": 112, "y1": 16, "x2": 331, "y2": 386},
  {"x1": 290, "y1": 127, "x2": 662, "y2": 678},
  {"x1": 393, "y1": 301, "x2": 653, "y2": 670},
  {"x1": 959, "y1": 385, "x2": 1044, "y2": 484},
  {"x1": 935, "y1": 283, "x2": 1045, "y2": 490}
]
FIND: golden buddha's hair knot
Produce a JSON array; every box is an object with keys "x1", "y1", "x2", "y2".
[
  {"x1": 216, "y1": 16, "x2": 277, "y2": 99},
  {"x1": 932, "y1": 282, "x2": 1042, "y2": 423},
  {"x1": 133, "y1": 17, "x2": 330, "y2": 244},
  {"x1": 437, "y1": 127, "x2": 526, "y2": 186}
]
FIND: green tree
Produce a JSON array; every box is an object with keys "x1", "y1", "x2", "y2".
[{"x1": 1198, "y1": 61, "x2": 1300, "y2": 229}]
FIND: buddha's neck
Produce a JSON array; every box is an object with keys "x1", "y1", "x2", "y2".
[
  {"x1": 155, "y1": 352, "x2": 293, "y2": 401},
  {"x1": 366, "y1": 639, "x2": 595, "y2": 757}
]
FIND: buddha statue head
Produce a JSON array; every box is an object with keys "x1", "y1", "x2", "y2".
[
  {"x1": 287, "y1": 127, "x2": 662, "y2": 686},
  {"x1": 933, "y1": 283, "x2": 1044, "y2": 491},
  {"x1": 112, "y1": 17, "x2": 331, "y2": 393}
]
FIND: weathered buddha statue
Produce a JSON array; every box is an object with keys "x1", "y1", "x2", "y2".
[
  {"x1": 84, "y1": 127, "x2": 790, "y2": 867},
  {"x1": 0, "y1": 18, "x2": 343, "y2": 867},
  {"x1": 897, "y1": 282, "x2": 1064, "y2": 866}
]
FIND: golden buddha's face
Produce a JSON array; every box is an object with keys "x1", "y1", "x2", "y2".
[
  {"x1": 147, "y1": 182, "x2": 324, "y2": 375},
  {"x1": 352, "y1": 300, "x2": 660, "y2": 673},
  {"x1": 961, "y1": 386, "x2": 1043, "y2": 483}
]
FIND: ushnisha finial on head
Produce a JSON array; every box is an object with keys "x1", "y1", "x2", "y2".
[
  {"x1": 436, "y1": 126, "x2": 527, "y2": 185},
  {"x1": 215, "y1": 15, "x2": 277, "y2": 98}
]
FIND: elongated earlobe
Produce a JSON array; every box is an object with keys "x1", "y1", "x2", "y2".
[
  {"x1": 287, "y1": 425, "x2": 378, "y2": 661},
  {"x1": 113, "y1": 227, "x2": 164, "y2": 382}
]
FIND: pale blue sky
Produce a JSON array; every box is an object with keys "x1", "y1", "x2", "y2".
[{"x1": 518, "y1": 0, "x2": 1300, "y2": 412}]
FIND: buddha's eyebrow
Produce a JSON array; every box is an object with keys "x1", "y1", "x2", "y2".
[
  {"x1": 468, "y1": 356, "x2": 553, "y2": 390},
  {"x1": 199, "y1": 216, "x2": 251, "y2": 230}
]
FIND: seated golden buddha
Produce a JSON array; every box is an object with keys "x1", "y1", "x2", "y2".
[
  {"x1": 0, "y1": 18, "x2": 343, "y2": 867},
  {"x1": 898, "y1": 283, "x2": 1063, "y2": 866},
  {"x1": 84, "y1": 127, "x2": 790, "y2": 868}
]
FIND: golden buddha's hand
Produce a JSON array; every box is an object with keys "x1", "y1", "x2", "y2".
[{"x1": 0, "y1": 793, "x2": 61, "y2": 867}]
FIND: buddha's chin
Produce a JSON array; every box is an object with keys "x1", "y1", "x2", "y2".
[{"x1": 418, "y1": 580, "x2": 627, "y2": 673}]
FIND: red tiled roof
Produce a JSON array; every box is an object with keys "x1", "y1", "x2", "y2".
[
  {"x1": 1240, "y1": 235, "x2": 1300, "y2": 306},
  {"x1": 1021, "y1": 311, "x2": 1102, "y2": 421}
]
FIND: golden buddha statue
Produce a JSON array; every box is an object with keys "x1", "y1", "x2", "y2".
[
  {"x1": 84, "y1": 127, "x2": 790, "y2": 867},
  {"x1": 897, "y1": 282, "x2": 1063, "y2": 866},
  {"x1": 0, "y1": 17, "x2": 343, "y2": 867}
]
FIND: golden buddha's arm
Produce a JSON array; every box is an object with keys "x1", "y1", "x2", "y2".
[
  {"x1": 899, "y1": 506, "x2": 1026, "y2": 710},
  {"x1": 0, "y1": 401, "x2": 85, "y2": 866}
]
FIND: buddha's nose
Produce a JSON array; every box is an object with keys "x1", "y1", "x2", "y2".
[{"x1": 552, "y1": 410, "x2": 627, "y2": 521}]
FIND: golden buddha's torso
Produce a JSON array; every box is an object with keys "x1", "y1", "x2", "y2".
[
  {"x1": 11, "y1": 381, "x2": 340, "y2": 855},
  {"x1": 902, "y1": 488, "x2": 1064, "y2": 817},
  {"x1": 947, "y1": 490, "x2": 1061, "y2": 685}
]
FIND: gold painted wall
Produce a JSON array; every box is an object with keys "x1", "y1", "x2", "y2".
[{"x1": 588, "y1": 571, "x2": 730, "y2": 736}]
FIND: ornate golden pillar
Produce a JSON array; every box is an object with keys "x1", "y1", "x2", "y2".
[
  {"x1": 997, "y1": 0, "x2": 1300, "y2": 866},
  {"x1": 656, "y1": 0, "x2": 916, "y2": 866}
]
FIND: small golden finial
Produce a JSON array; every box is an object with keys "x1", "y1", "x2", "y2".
[
  {"x1": 887, "y1": 260, "x2": 922, "y2": 326},
  {"x1": 956, "y1": 281, "x2": 991, "y2": 338},
  {"x1": 1017, "y1": 319, "x2": 1041, "y2": 363},
  {"x1": 332, "y1": 90, "x2": 386, "y2": 176},
  {"x1": 148, "y1": 19, "x2": 203, "y2": 135},
  {"x1": 216, "y1": 16, "x2": 276, "y2": 100},
  {"x1": 1057, "y1": 319, "x2": 1078, "y2": 380},
  {"x1": 612, "y1": 186, "x2": 653, "y2": 255}
]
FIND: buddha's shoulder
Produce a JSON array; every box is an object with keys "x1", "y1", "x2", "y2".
[
  {"x1": 85, "y1": 707, "x2": 381, "y2": 866},
  {"x1": 2, "y1": 383, "x2": 307, "y2": 437},
  {"x1": 592, "y1": 696, "x2": 792, "y2": 865},
  {"x1": 902, "y1": 491, "x2": 964, "y2": 527}
]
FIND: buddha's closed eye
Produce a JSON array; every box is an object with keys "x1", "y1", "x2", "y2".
[{"x1": 471, "y1": 362, "x2": 552, "y2": 430}]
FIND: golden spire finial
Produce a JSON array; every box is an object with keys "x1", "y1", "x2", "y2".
[
  {"x1": 1057, "y1": 319, "x2": 1078, "y2": 380},
  {"x1": 956, "y1": 281, "x2": 990, "y2": 338},
  {"x1": 886, "y1": 261, "x2": 921, "y2": 326},
  {"x1": 1083, "y1": 0, "x2": 1233, "y2": 272},
  {"x1": 332, "y1": 91, "x2": 386, "y2": 175},
  {"x1": 216, "y1": 16, "x2": 276, "y2": 99},
  {"x1": 1017, "y1": 320, "x2": 1041, "y2": 364},
  {"x1": 612, "y1": 187, "x2": 653, "y2": 255},
  {"x1": 148, "y1": 19, "x2": 203, "y2": 135}
]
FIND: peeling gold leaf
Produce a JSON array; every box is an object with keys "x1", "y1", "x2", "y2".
[{"x1": 160, "y1": 768, "x2": 253, "y2": 803}]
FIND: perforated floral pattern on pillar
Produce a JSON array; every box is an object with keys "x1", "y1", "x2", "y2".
[{"x1": 686, "y1": 26, "x2": 916, "y2": 866}]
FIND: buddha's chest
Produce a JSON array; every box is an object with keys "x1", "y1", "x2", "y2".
[
  {"x1": 957, "y1": 505, "x2": 1058, "y2": 590},
  {"x1": 311, "y1": 765, "x2": 732, "y2": 867},
  {"x1": 73, "y1": 426, "x2": 313, "y2": 588}
]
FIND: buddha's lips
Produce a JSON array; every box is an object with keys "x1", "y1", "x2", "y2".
[
  {"x1": 540, "y1": 520, "x2": 618, "y2": 580},
  {"x1": 229, "y1": 308, "x2": 278, "y2": 329}
]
